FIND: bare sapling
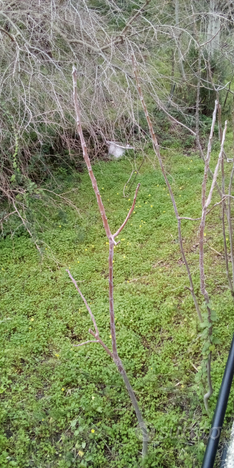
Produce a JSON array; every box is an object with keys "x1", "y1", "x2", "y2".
[
  {"x1": 227, "y1": 162, "x2": 234, "y2": 293},
  {"x1": 221, "y1": 148, "x2": 234, "y2": 296},
  {"x1": 199, "y1": 100, "x2": 227, "y2": 410},
  {"x1": 195, "y1": 49, "x2": 204, "y2": 160},
  {"x1": 133, "y1": 57, "x2": 228, "y2": 411},
  {"x1": 190, "y1": 6, "x2": 205, "y2": 161},
  {"x1": 68, "y1": 66, "x2": 148, "y2": 458},
  {"x1": 132, "y1": 56, "x2": 202, "y2": 323},
  {"x1": 224, "y1": 103, "x2": 234, "y2": 295},
  {"x1": 217, "y1": 103, "x2": 234, "y2": 297}
]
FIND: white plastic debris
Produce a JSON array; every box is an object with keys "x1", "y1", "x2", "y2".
[
  {"x1": 106, "y1": 141, "x2": 134, "y2": 159},
  {"x1": 227, "y1": 158, "x2": 233, "y2": 163},
  {"x1": 225, "y1": 422, "x2": 234, "y2": 468}
]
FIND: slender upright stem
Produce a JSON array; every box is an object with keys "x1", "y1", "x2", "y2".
[
  {"x1": 133, "y1": 57, "x2": 229, "y2": 411},
  {"x1": 109, "y1": 240, "x2": 118, "y2": 361},
  {"x1": 199, "y1": 107, "x2": 227, "y2": 410},
  {"x1": 204, "y1": 351, "x2": 213, "y2": 412},
  {"x1": 228, "y1": 163, "x2": 234, "y2": 292},
  {"x1": 195, "y1": 49, "x2": 204, "y2": 160},
  {"x1": 199, "y1": 102, "x2": 218, "y2": 301},
  {"x1": 72, "y1": 67, "x2": 111, "y2": 240},
  {"x1": 221, "y1": 151, "x2": 233, "y2": 295},
  {"x1": 120, "y1": 364, "x2": 148, "y2": 457},
  {"x1": 71, "y1": 66, "x2": 148, "y2": 456},
  {"x1": 133, "y1": 56, "x2": 202, "y2": 322},
  {"x1": 218, "y1": 105, "x2": 234, "y2": 297},
  {"x1": 190, "y1": 5, "x2": 204, "y2": 160}
]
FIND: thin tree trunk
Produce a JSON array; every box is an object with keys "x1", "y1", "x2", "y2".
[
  {"x1": 174, "y1": 0, "x2": 186, "y2": 81},
  {"x1": 218, "y1": 104, "x2": 234, "y2": 297},
  {"x1": 199, "y1": 105, "x2": 227, "y2": 410},
  {"x1": 228, "y1": 164, "x2": 234, "y2": 292},
  {"x1": 204, "y1": 351, "x2": 213, "y2": 412},
  {"x1": 195, "y1": 49, "x2": 204, "y2": 159},
  {"x1": 133, "y1": 57, "x2": 202, "y2": 323},
  {"x1": 71, "y1": 66, "x2": 148, "y2": 457}
]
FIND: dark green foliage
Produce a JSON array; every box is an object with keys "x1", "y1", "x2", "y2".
[{"x1": 180, "y1": 46, "x2": 231, "y2": 118}]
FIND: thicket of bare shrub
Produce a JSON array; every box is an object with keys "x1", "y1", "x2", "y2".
[{"x1": 1, "y1": 0, "x2": 234, "y2": 209}]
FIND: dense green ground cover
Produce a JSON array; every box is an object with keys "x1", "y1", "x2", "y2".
[{"x1": 1, "y1": 141, "x2": 234, "y2": 467}]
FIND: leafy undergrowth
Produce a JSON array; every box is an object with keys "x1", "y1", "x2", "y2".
[{"x1": 1, "y1": 139, "x2": 234, "y2": 468}]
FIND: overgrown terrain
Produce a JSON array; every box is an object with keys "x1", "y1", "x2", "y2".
[
  {"x1": 1, "y1": 1, "x2": 234, "y2": 466},
  {"x1": 1, "y1": 138, "x2": 234, "y2": 467}
]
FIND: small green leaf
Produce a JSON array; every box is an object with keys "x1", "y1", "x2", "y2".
[
  {"x1": 71, "y1": 419, "x2": 78, "y2": 428},
  {"x1": 212, "y1": 337, "x2": 220, "y2": 344},
  {"x1": 200, "y1": 323, "x2": 207, "y2": 329},
  {"x1": 210, "y1": 311, "x2": 218, "y2": 321}
]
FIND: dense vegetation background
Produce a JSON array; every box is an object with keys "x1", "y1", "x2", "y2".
[{"x1": 1, "y1": 1, "x2": 234, "y2": 467}]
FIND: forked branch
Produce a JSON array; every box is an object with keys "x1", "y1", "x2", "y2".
[
  {"x1": 69, "y1": 67, "x2": 148, "y2": 458},
  {"x1": 114, "y1": 183, "x2": 140, "y2": 238}
]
